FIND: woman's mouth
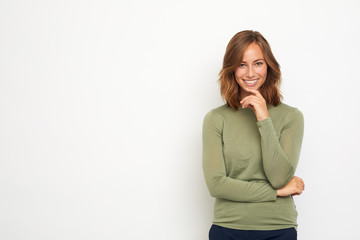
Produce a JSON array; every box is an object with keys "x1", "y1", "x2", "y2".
[{"x1": 243, "y1": 79, "x2": 259, "y2": 87}]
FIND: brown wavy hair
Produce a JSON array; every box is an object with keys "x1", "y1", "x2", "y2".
[{"x1": 219, "y1": 30, "x2": 282, "y2": 111}]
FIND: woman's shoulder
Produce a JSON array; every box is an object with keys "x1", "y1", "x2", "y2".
[
  {"x1": 271, "y1": 102, "x2": 302, "y2": 113},
  {"x1": 271, "y1": 102, "x2": 304, "y2": 122},
  {"x1": 204, "y1": 104, "x2": 233, "y2": 118},
  {"x1": 202, "y1": 104, "x2": 232, "y2": 126}
]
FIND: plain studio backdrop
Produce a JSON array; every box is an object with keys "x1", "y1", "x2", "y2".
[{"x1": 1, "y1": 0, "x2": 359, "y2": 239}]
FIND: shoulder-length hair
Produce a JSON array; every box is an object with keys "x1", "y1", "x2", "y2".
[{"x1": 219, "y1": 30, "x2": 282, "y2": 111}]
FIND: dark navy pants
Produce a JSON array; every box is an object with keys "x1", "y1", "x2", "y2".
[{"x1": 209, "y1": 224, "x2": 297, "y2": 240}]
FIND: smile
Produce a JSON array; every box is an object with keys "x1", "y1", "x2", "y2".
[{"x1": 243, "y1": 79, "x2": 259, "y2": 86}]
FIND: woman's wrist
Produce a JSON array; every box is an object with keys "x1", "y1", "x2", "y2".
[{"x1": 256, "y1": 114, "x2": 270, "y2": 122}]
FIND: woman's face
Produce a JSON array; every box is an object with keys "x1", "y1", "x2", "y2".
[{"x1": 234, "y1": 42, "x2": 268, "y2": 95}]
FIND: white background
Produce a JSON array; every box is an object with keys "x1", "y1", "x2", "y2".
[{"x1": 1, "y1": 0, "x2": 359, "y2": 239}]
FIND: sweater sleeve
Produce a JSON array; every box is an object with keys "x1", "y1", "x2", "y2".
[
  {"x1": 202, "y1": 110, "x2": 277, "y2": 202},
  {"x1": 256, "y1": 108, "x2": 304, "y2": 189}
]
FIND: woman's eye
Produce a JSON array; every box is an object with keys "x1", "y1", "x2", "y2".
[
  {"x1": 240, "y1": 63, "x2": 246, "y2": 67},
  {"x1": 256, "y1": 62, "x2": 263, "y2": 66}
]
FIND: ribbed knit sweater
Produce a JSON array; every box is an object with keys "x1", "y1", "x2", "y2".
[{"x1": 202, "y1": 103, "x2": 304, "y2": 230}]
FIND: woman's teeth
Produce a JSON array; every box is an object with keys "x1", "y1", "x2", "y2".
[{"x1": 243, "y1": 79, "x2": 258, "y2": 86}]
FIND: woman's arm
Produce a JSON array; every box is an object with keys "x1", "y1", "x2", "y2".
[
  {"x1": 202, "y1": 110, "x2": 277, "y2": 203},
  {"x1": 256, "y1": 109, "x2": 304, "y2": 189},
  {"x1": 240, "y1": 88, "x2": 305, "y2": 189}
]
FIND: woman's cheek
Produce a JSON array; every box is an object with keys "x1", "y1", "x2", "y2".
[{"x1": 259, "y1": 65, "x2": 267, "y2": 75}]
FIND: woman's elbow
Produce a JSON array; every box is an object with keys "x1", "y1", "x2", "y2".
[
  {"x1": 206, "y1": 176, "x2": 224, "y2": 198},
  {"x1": 269, "y1": 172, "x2": 294, "y2": 189},
  {"x1": 209, "y1": 188, "x2": 219, "y2": 198}
]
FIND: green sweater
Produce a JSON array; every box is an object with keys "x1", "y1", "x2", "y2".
[{"x1": 202, "y1": 103, "x2": 304, "y2": 230}]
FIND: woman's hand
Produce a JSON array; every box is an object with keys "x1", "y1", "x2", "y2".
[
  {"x1": 240, "y1": 88, "x2": 269, "y2": 121},
  {"x1": 277, "y1": 176, "x2": 305, "y2": 197}
]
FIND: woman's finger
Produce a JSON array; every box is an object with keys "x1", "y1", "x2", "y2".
[
  {"x1": 240, "y1": 95, "x2": 261, "y2": 106},
  {"x1": 240, "y1": 95, "x2": 261, "y2": 105},
  {"x1": 244, "y1": 87, "x2": 264, "y2": 99},
  {"x1": 241, "y1": 98, "x2": 262, "y2": 109}
]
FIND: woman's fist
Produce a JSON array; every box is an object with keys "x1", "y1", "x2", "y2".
[{"x1": 277, "y1": 176, "x2": 305, "y2": 197}]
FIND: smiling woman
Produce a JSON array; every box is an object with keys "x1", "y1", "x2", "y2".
[
  {"x1": 202, "y1": 30, "x2": 305, "y2": 240},
  {"x1": 219, "y1": 31, "x2": 282, "y2": 112},
  {"x1": 235, "y1": 43, "x2": 267, "y2": 94}
]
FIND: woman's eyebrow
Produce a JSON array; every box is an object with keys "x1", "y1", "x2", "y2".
[{"x1": 241, "y1": 59, "x2": 265, "y2": 63}]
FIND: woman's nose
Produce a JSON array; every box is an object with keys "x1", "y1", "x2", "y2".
[{"x1": 246, "y1": 66, "x2": 255, "y2": 78}]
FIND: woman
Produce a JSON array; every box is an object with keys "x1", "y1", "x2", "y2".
[{"x1": 202, "y1": 30, "x2": 305, "y2": 240}]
